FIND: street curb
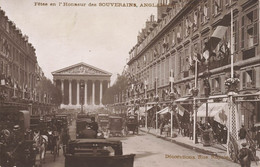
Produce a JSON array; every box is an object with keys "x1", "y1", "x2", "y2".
[
  {"x1": 140, "y1": 129, "x2": 220, "y2": 157},
  {"x1": 140, "y1": 129, "x2": 260, "y2": 165}
]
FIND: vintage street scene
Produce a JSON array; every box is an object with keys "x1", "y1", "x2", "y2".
[{"x1": 0, "y1": 0, "x2": 260, "y2": 167}]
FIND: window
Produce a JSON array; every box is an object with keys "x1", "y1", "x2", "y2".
[
  {"x1": 193, "y1": 9, "x2": 199, "y2": 31},
  {"x1": 201, "y1": 3, "x2": 209, "y2": 23},
  {"x1": 242, "y1": 70, "x2": 256, "y2": 88},
  {"x1": 241, "y1": 9, "x2": 258, "y2": 50},
  {"x1": 172, "y1": 29, "x2": 176, "y2": 46},
  {"x1": 212, "y1": 0, "x2": 222, "y2": 16},
  {"x1": 185, "y1": 16, "x2": 191, "y2": 37},
  {"x1": 177, "y1": 23, "x2": 182, "y2": 43},
  {"x1": 211, "y1": 77, "x2": 221, "y2": 93},
  {"x1": 233, "y1": 20, "x2": 239, "y2": 52},
  {"x1": 161, "y1": 59, "x2": 165, "y2": 85}
]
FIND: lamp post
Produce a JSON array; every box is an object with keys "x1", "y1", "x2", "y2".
[
  {"x1": 80, "y1": 82, "x2": 84, "y2": 113},
  {"x1": 154, "y1": 77, "x2": 159, "y2": 134},
  {"x1": 144, "y1": 80, "x2": 149, "y2": 130},
  {"x1": 202, "y1": 50, "x2": 210, "y2": 124},
  {"x1": 192, "y1": 58, "x2": 199, "y2": 144},
  {"x1": 169, "y1": 69, "x2": 175, "y2": 138}
]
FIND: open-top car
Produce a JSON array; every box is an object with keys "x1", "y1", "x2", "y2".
[{"x1": 65, "y1": 138, "x2": 135, "y2": 167}]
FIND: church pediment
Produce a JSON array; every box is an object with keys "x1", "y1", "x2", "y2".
[{"x1": 52, "y1": 62, "x2": 112, "y2": 76}]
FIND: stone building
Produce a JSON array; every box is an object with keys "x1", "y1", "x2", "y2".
[
  {"x1": 127, "y1": 0, "x2": 260, "y2": 130},
  {"x1": 0, "y1": 7, "x2": 56, "y2": 116},
  {"x1": 52, "y1": 62, "x2": 111, "y2": 109}
]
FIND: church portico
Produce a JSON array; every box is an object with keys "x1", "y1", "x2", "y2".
[{"x1": 52, "y1": 62, "x2": 111, "y2": 109}]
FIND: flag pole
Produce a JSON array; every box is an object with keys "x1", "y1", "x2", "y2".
[
  {"x1": 227, "y1": 0, "x2": 234, "y2": 157},
  {"x1": 231, "y1": 4, "x2": 234, "y2": 79}
]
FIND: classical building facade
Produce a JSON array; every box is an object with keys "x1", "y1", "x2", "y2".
[
  {"x1": 52, "y1": 62, "x2": 111, "y2": 109},
  {"x1": 127, "y1": 0, "x2": 260, "y2": 130}
]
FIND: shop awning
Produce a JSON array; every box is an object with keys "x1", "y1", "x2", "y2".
[
  {"x1": 128, "y1": 108, "x2": 134, "y2": 114},
  {"x1": 175, "y1": 97, "x2": 189, "y2": 102},
  {"x1": 197, "y1": 102, "x2": 229, "y2": 125},
  {"x1": 177, "y1": 104, "x2": 186, "y2": 116},
  {"x1": 209, "y1": 95, "x2": 228, "y2": 99},
  {"x1": 138, "y1": 106, "x2": 153, "y2": 116},
  {"x1": 156, "y1": 107, "x2": 170, "y2": 115}
]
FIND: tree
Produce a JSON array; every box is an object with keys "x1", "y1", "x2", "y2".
[
  {"x1": 102, "y1": 73, "x2": 128, "y2": 105},
  {"x1": 36, "y1": 77, "x2": 62, "y2": 105}
]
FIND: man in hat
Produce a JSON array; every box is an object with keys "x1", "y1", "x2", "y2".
[
  {"x1": 80, "y1": 124, "x2": 97, "y2": 139},
  {"x1": 238, "y1": 143, "x2": 255, "y2": 167},
  {"x1": 11, "y1": 125, "x2": 24, "y2": 146},
  {"x1": 90, "y1": 117, "x2": 99, "y2": 138}
]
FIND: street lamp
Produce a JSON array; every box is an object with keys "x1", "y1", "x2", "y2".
[
  {"x1": 80, "y1": 82, "x2": 84, "y2": 113},
  {"x1": 203, "y1": 50, "x2": 211, "y2": 124}
]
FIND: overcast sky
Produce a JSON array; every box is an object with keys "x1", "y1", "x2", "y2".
[{"x1": 0, "y1": 0, "x2": 157, "y2": 84}]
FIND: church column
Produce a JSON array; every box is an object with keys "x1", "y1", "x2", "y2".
[
  {"x1": 92, "y1": 81, "x2": 95, "y2": 105},
  {"x1": 61, "y1": 79, "x2": 64, "y2": 104},
  {"x1": 69, "y1": 80, "x2": 72, "y2": 105},
  {"x1": 77, "y1": 80, "x2": 80, "y2": 105},
  {"x1": 85, "y1": 81, "x2": 87, "y2": 105},
  {"x1": 100, "y1": 81, "x2": 103, "y2": 105}
]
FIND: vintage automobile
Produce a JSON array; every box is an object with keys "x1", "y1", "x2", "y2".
[
  {"x1": 125, "y1": 115, "x2": 139, "y2": 135},
  {"x1": 65, "y1": 138, "x2": 135, "y2": 167},
  {"x1": 76, "y1": 113, "x2": 92, "y2": 138},
  {"x1": 97, "y1": 113, "x2": 109, "y2": 132},
  {"x1": 0, "y1": 107, "x2": 36, "y2": 167},
  {"x1": 76, "y1": 113, "x2": 104, "y2": 139},
  {"x1": 108, "y1": 116, "x2": 124, "y2": 137}
]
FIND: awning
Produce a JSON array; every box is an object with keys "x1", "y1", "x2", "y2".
[
  {"x1": 128, "y1": 109, "x2": 134, "y2": 115},
  {"x1": 146, "y1": 102, "x2": 157, "y2": 106},
  {"x1": 209, "y1": 95, "x2": 228, "y2": 99},
  {"x1": 175, "y1": 97, "x2": 189, "y2": 102},
  {"x1": 138, "y1": 106, "x2": 153, "y2": 116},
  {"x1": 197, "y1": 102, "x2": 229, "y2": 125},
  {"x1": 177, "y1": 104, "x2": 186, "y2": 116},
  {"x1": 156, "y1": 107, "x2": 170, "y2": 115}
]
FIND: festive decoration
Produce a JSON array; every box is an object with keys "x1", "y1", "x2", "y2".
[
  {"x1": 224, "y1": 78, "x2": 240, "y2": 92},
  {"x1": 190, "y1": 87, "x2": 199, "y2": 97}
]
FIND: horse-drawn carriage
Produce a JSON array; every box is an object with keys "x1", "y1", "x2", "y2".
[
  {"x1": 108, "y1": 116, "x2": 124, "y2": 137},
  {"x1": 54, "y1": 114, "x2": 69, "y2": 132},
  {"x1": 0, "y1": 107, "x2": 37, "y2": 167},
  {"x1": 65, "y1": 138, "x2": 135, "y2": 167},
  {"x1": 125, "y1": 115, "x2": 139, "y2": 135},
  {"x1": 30, "y1": 114, "x2": 61, "y2": 164}
]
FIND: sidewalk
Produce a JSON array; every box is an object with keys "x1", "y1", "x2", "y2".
[{"x1": 140, "y1": 127, "x2": 260, "y2": 165}]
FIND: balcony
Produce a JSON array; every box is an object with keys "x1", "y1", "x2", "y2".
[
  {"x1": 183, "y1": 71, "x2": 189, "y2": 78},
  {"x1": 212, "y1": 87, "x2": 221, "y2": 93},
  {"x1": 246, "y1": 82, "x2": 255, "y2": 88}
]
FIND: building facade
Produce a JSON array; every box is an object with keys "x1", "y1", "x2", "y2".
[
  {"x1": 127, "y1": 0, "x2": 260, "y2": 130},
  {"x1": 0, "y1": 7, "x2": 55, "y2": 115},
  {"x1": 52, "y1": 62, "x2": 111, "y2": 109}
]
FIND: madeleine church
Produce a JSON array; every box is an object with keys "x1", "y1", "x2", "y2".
[{"x1": 52, "y1": 62, "x2": 111, "y2": 109}]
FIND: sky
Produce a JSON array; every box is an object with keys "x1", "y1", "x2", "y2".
[{"x1": 0, "y1": 0, "x2": 157, "y2": 84}]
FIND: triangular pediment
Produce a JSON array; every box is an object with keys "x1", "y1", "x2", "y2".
[{"x1": 52, "y1": 62, "x2": 112, "y2": 76}]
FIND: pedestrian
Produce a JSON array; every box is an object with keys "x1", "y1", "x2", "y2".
[
  {"x1": 80, "y1": 124, "x2": 97, "y2": 139},
  {"x1": 159, "y1": 119, "x2": 165, "y2": 135},
  {"x1": 239, "y1": 125, "x2": 247, "y2": 146},
  {"x1": 238, "y1": 143, "x2": 255, "y2": 167},
  {"x1": 239, "y1": 125, "x2": 247, "y2": 140},
  {"x1": 61, "y1": 128, "x2": 70, "y2": 155},
  {"x1": 256, "y1": 130, "x2": 260, "y2": 148},
  {"x1": 90, "y1": 117, "x2": 99, "y2": 136}
]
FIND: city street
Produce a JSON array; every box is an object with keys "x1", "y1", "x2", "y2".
[{"x1": 42, "y1": 121, "x2": 240, "y2": 167}]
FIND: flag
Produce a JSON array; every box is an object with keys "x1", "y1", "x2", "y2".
[
  {"x1": 169, "y1": 69, "x2": 174, "y2": 82},
  {"x1": 205, "y1": 13, "x2": 231, "y2": 52}
]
